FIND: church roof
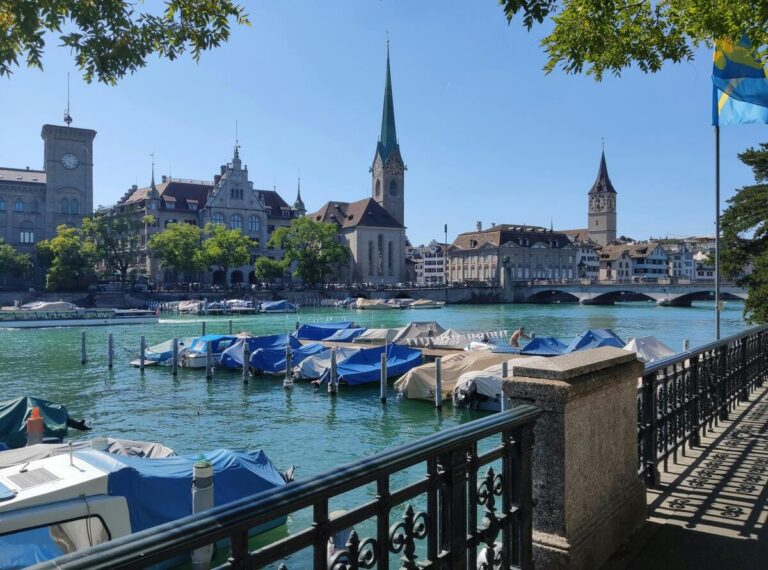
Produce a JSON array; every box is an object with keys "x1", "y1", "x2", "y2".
[
  {"x1": 589, "y1": 151, "x2": 616, "y2": 194},
  {"x1": 121, "y1": 179, "x2": 211, "y2": 211},
  {"x1": 260, "y1": 190, "x2": 291, "y2": 212},
  {"x1": 377, "y1": 47, "x2": 399, "y2": 161},
  {"x1": 309, "y1": 198, "x2": 403, "y2": 229}
]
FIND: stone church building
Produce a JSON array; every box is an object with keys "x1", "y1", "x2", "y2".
[{"x1": 308, "y1": 48, "x2": 408, "y2": 284}]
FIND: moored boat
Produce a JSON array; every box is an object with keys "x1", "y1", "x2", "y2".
[
  {"x1": 179, "y1": 335, "x2": 238, "y2": 368},
  {"x1": 0, "y1": 302, "x2": 158, "y2": 329}
]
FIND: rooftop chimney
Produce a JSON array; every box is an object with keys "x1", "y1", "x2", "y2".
[
  {"x1": 476, "y1": 221, "x2": 482, "y2": 231},
  {"x1": 131, "y1": 184, "x2": 138, "y2": 191},
  {"x1": 161, "y1": 175, "x2": 167, "y2": 183},
  {"x1": 214, "y1": 174, "x2": 221, "y2": 184}
]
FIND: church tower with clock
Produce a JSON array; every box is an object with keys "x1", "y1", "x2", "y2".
[
  {"x1": 371, "y1": 45, "x2": 406, "y2": 227},
  {"x1": 587, "y1": 150, "x2": 617, "y2": 246}
]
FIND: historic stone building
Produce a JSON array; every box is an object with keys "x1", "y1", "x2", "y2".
[
  {"x1": 0, "y1": 124, "x2": 96, "y2": 283},
  {"x1": 308, "y1": 47, "x2": 407, "y2": 284},
  {"x1": 447, "y1": 224, "x2": 578, "y2": 285},
  {"x1": 598, "y1": 242, "x2": 669, "y2": 282},
  {"x1": 587, "y1": 150, "x2": 618, "y2": 246},
  {"x1": 406, "y1": 240, "x2": 447, "y2": 285},
  {"x1": 107, "y1": 145, "x2": 301, "y2": 285}
]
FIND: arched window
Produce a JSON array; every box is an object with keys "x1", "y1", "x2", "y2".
[
  {"x1": 375, "y1": 179, "x2": 381, "y2": 197},
  {"x1": 19, "y1": 221, "x2": 34, "y2": 243},
  {"x1": 389, "y1": 181, "x2": 398, "y2": 196},
  {"x1": 211, "y1": 212, "x2": 225, "y2": 226},
  {"x1": 377, "y1": 234, "x2": 384, "y2": 275},
  {"x1": 60, "y1": 198, "x2": 69, "y2": 214},
  {"x1": 248, "y1": 216, "x2": 260, "y2": 233},
  {"x1": 230, "y1": 213, "x2": 242, "y2": 230},
  {"x1": 15, "y1": 199, "x2": 24, "y2": 212},
  {"x1": 69, "y1": 199, "x2": 78, "y2": 214},
  {"x1": 368, "y1": 241, "x2": 374, "y2": 275}
]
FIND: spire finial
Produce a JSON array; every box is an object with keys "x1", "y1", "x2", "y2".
[
  {"x1": 64, "y1": 72, "x2": 72, "y2": 126},
  {"x1": 386, "y1": 31, "x2": 390, "y2": 53},
  {"x1": 150, "y1": 152, "x2": 157, "y2": 190},
  {"x1": 234, "y1": 120, "x2": 240, "y2": 160},
  {"x1": 601, "y1": 137, "x2": 605, "y2": 152}
]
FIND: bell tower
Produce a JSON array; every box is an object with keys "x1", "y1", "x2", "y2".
[
  {"x1": 371, "y1": 43, "x2": 405, "y2": 226},
  {"x1": 587, "y1": 149, "x2": 617, "y2": 246}
]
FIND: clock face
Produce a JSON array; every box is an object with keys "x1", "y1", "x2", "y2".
[
  {"x1": 385, "y1": 157, "x2": 403, "y2": 176},
  {"x1": 61, "y1": 153, "x2": 79, "y2": 170}
]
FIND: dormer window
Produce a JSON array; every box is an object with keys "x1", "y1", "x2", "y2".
[{"x1": 166, "y1": 202, "x2": 175, "y2": 210}]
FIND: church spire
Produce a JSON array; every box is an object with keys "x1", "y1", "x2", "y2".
[
  {"x1": 378, "y1": 40, "x2": 398, "y2": 158},
  {"x1": 589, "y1": 149, "x2": 616, "y2": 194},
  {"x1": 294, "y1": 174, "x2": 306, "y2": 215}
]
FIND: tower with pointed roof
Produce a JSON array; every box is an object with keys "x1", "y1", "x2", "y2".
[
  {"x1": 294, "y1": 176, "x2": 306, "y2": 216},
  {"x1": 587, "y1": 150, "x2": 617, "y2": 246},
  {"x1": 371, "y1": 43, "x2": 406, "y2": 227}
]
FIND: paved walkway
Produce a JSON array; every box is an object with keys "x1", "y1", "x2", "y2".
[{"x1": 604, "y1": 384, "x2": 768, "y2": 570}]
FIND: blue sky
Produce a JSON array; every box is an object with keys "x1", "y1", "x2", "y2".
[{"x1": 0, "y1": 0, "x2": 765, "y2": 246}]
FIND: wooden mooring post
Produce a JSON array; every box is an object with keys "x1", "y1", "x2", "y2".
[
  {"x1": 434, "y1": 357, "x2": 443, "y2": 409},
  {"x1": 80, "y1": 331, "x2": 87, "y2": 365},
  {"x1": 172, "y1": 337, "x2": 179, "y2": 376},
  {"x1": 107, "y1": 333, "x2": 114, "y2": 368}
]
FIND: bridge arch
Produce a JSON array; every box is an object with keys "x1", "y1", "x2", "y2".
[
  {"x1": 580, "y1": 290, "x2": 656, "y2": 305},
  {"x1": 524, "y1": 290, "x2": 580, "y2": 304}
]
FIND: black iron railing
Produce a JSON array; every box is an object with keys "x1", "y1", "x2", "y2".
[
  {"x1": 35, "y1": 405, "x2": 541, "y2": 570},
  {"x1": 638, "y1": 325, "x2": 768, "y2": 487}
]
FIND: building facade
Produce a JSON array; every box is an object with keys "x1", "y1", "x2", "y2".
[
  {"x1": 308, "y1": 47, "x2": 407, "y2": 284},
  {"x1": 598, "y1": 243, "x2": 669, "y2": 282},
  {"x1": 587, "y1": 151, "x2": 618, "y2": 246},
  {"x1": 447, "y1": 224, "x2": 578, "y2": 285},
  {"x1": 0, "y1": 124, "x2": 96, "y2": 283},
  {"x1": 107, "y1": 146, "x2": 301, "y2": 285},
  {"x1": 405, "y1": 240, "x2": 447, "y2": 284}
]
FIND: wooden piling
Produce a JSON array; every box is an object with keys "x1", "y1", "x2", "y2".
[
  {"x1": 434, "y1": 357, "x2": 443, "y2": 409},
  {"x1": 202, "y1": 321, "x2": 206, "y2": 336},
  {"x1": 242, "y1": 343, "x2": 250, "y2": 385},
  {"x1": 328, "y1": 348, "x2": 338, "y2": 394},
  {"x1": 107, "y1": 333, "x2": 114, "y2": 368},
  {"x1": 139, "y1": 335, "x2": 146, "y2": 372},
  {"x1": 228, "y1": 319, "x2": 233, "y2": 335},
  {"x1": 380, "y1": 352, "x2": 387, "y2": 403},
  {"x1": 283, "y1": 345, "x2": 293, "y2": 389},
  {"x1": 206, "y1": 341, "x2": 213, "y2": 380},
  {"x1": 80, "y1": 331, "x2": 87, "y2": 365},
  {"x1": 172, "y1": 337, "x2": 179, "y2": 376}
]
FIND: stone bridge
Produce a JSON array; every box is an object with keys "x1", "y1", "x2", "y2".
[{"x1": 514, "y1": 282, "x2": 748, "y2": 306}]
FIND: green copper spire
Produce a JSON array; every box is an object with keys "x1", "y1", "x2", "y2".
[{"x1": 378, "y1": 43, "x2": 398, "y2": 158}]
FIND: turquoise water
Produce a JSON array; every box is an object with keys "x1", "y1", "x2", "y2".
[{"x1": 0, "y1": 301, "x2": 748, "y2": 563}]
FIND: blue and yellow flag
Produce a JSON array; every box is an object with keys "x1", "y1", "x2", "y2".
[{"x1": 712, "y1": 38, "x2": 768, "y2": 126}]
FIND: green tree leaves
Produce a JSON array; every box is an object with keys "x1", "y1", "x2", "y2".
[
  {"x1": 147, "y1": 222, "x2": 205, "y2": 281},
  {"x1": 0, "y1": 239, "x2": 32, "y2": 286},
  {"x1": 199, "y1": 222, "x2": 251, "y2": 283},
  {"x1": 498, "y1": 0, "x2": 767, "y2": 80},
  {"x1": 721, "y1": 143, "x2": 768, "y2": 323},
  {"x1": 0, "y1": 1, "x2": 249, "y2": 83},
  {"x1": 81, "y1": 213, "x2": 153, "y2": 284},
  {"x1": 268, "y1": 217, "x2": 350, "y2": 285},
  {"x1": 36, "y1": 225, "x2": 94, "y2": 291}
]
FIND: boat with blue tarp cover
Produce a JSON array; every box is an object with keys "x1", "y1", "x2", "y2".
[
  {"x1": 0, "y1": 396, "x2": 89, "y2": 450},
  {"x1": 260, "y1": 300, "x2": 297, "y2": 313},
  {"x1": 325, "y1": 327, "x2": 367, "y2": 342},
  {"x1": 219, "y1": 334, "x2": 303, "y2": 370},
  {"x1": 564, "y1": 328, "x2": 625, "y2": 353},
  {"x1": 520, "y1": 336, "x2": 569, "y2": 356},
  {"x1": 293, "y1": 321, "x2": 355, "y2": 341},
  {"x1": 250, "y1": 343, "x2": 326, "y2": 375},
  {"x1": 0, "y1": 448, "x2": 291, "y2": 568},
  {"x1": 180, "y1": 335, "x2": 238, "y2": 368},
  {"x1": 319, "y1": 344, "x2": 423, "y2": 385}
]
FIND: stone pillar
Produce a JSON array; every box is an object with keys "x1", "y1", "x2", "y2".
[{"x1": 503, "y1": 347, "x2": 646, "y2": 570}]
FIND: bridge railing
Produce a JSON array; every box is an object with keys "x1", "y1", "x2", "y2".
[
  {"x1": 34, "y1": 405, "x2": 541, "y2": 570},
  {"x1": 637, "y1": 325, "x2": 768, "y2": 487}
]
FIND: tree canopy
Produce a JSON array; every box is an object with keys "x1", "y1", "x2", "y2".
[
  {"x1": 0, "y1": 239, "x2": 32, "y2": 284},
  {"x1": 721, "y1": 143, "x2": 768, "y2": 323},
  {"x1": 498, "y1": 0, "x2": 768, "y2": 80},
  {"x1": 199, "y1": 223, "x2": 251, "y2": 284},
  {"x1": 147, "y1": 222, "x2": 205, "y2": 281},
  {"x1": 82, "y1": 213, "x2": 154, "y2": 284},
  {"x1": 36, "y1": 225, "x2": 94, "y2": 291},
  {"x1": 268, "y1": 217, "x2": 350, "y2": 285},
  {"x1": 1, "y1": 1, "x2": 249, "y2": 83}
]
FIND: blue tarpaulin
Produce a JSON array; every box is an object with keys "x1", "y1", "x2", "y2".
[
  {"x1": 565, "y1": 329, "x2": 625, "y2": 353},
  {"x1": 260, "y1": 300, "x2": 297, "y2": 313},
  {"x1": 521, "y1": 336, "x2": 568, "y2": 356},
  {"x1": 294, "y1": 322, "x2": 355, "y2": 341},
  {"x1": 187, "y1": 335, "x2": 237, "y2": 355},
  {"x1": 220, "y1": 335, "x2": 302, "y2": 369},
  {"x1": 78, "y1": 448, "x2": 287, "y2": 534},
  {"x1": 325, "y1": 327, "x2": 366, "y2": 342},
  {"x1": 249, "y1": 343, "x2": 326, "y2": 374},
  {"x1": 0, "y1": 396, "x2": 70, "y2": 449},
  {"x1": 320, "y1": 344, "x2": 423, "y2": 386}
]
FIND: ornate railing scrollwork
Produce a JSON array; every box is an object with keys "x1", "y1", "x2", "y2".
[
  {"x1": 476, "y1": 466, "x2": 505, "y2": 569},
  {"x1": 389, "y1": 504, "x2": 428, "y2": 570},
  {"x1": 328, "y1": 530, "x2": 377, "y2": 570}
]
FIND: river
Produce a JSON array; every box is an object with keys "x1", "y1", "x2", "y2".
[{"x1": 0, "y1": 300, "x2": 748, "y2": 563}]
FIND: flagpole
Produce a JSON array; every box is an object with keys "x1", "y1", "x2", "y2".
[{"x1": 715, "y1": 125, "x2": 721, "y2": 340}]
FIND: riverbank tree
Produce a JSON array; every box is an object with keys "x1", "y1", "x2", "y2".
[
  {"x1": 1, "y1": 1, "x2": 249, "y2": 84},
  {"x1": 0, "y1": 239, "x2": 32, "y2": 287},
  {"x1": 721, "y1": 143, "x2": 768, "y2": 323},
  {"x1": 36, "y1": 225, "x2": 95, "y2": 291},
  {"x1": 147, "y1": 222, "x2": 205, "y2": 283},
  {"x1": 199, "y1": 223, "x2": 251, "y2": 285},
  {"x1": 497, "y1": 0, "x2": 766, "y2": 80},
  {"x1": 268, "y1": 217, "x2": 350, "y2": 285},
  {"x1": 82, "y1": 214, "x2": 155, "y2": 285}
]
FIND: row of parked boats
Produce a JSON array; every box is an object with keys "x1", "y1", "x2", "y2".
[
  {"x1": 0, "y1": 396, "x2": 293, "y2": 568},
  {"x1": 174, "y1": 299, "x2": 298, "y2": 315}
]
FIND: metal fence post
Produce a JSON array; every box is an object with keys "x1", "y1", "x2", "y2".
[
  {"x1": 740, "y1": 337, "x2": 749, "y2": 401},
  {"x1": 641, "y1": 373, "x2": 659, "y2": 488},
  {"x1": 718, "y1": 345, "x2": 728, "y2": 421}
]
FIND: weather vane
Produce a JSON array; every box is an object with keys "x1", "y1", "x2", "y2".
[{"x1": 64, "y1": 72, "x2": 72, "y2": 126}]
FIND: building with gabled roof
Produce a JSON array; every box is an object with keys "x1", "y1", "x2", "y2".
[
  {"x1": 598, "y1": 242, "x2": 669, "y2": 282},
  {"x1": 308, "y1": 46, "x2": 407, "y2": 284}
]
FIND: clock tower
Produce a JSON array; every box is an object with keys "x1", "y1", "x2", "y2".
[
  {"x1": 587, "y1": 150, "x2": 617, "y2": 246},
  {"x1": 371, "y1": 45, "x2": 406, "y2": 227},
  {"x1": 41, "y1": 124, "x2": 96, "y2": 238}
]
